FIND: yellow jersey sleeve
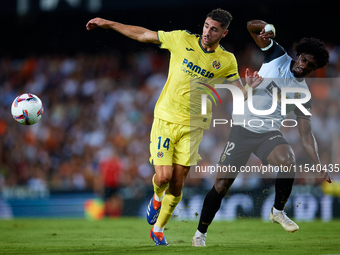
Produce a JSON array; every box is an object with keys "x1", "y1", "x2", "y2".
[
  {"x1": 158, "y1": 30, "x2": 185, "y2": 51},
  {"x1": 224, "y1": 53, "x2": 240, "y2": 82}
]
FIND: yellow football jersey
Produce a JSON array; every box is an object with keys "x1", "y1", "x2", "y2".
[{"x1": 155, "y1": 30, "x2": 240, "y2": 129}]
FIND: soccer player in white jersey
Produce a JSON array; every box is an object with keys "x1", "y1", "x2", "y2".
[{"x1": 192, "y1": 20, "x2": 332, "y2": 247}]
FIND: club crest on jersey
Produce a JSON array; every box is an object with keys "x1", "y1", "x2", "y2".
[
  {"x1": 157, "y1": 152, "x2": 164, "y2": 158},
  {"x1": 212, "y1": 60, "x2": 221, "y2": 69},
  {"x1": 294, "y1": 93, "x2": 301, "y2": 99}
]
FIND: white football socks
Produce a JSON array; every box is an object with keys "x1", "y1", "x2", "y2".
[
  {"x1": 153, "y1": 224, "x2": 164, "y2": 233},
  {"x1": 195, "y1": 230, "x2": 207, "y2": 238},
  {"x1": 154, "y1": 192, "x2": 165, "y2": 202},
  {"x1": 273, "y1": 207, "x2": 283, "y2": 215}
]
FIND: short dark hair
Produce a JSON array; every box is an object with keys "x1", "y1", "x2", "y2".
[
  {"x1": 293, "y1": 38, "x2": 329, "y2": 69},
  {"x1": 206, "y1": 8, "x2": 233, "y2": 29}
]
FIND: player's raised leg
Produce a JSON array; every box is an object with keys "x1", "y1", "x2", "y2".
[{"x1": 267, "y1": 144, "x2": 299, "y2": 233}]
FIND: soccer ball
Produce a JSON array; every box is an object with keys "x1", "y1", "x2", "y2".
[{"x1": 11, "y1": 93, "x2": 44, "y2": 125}]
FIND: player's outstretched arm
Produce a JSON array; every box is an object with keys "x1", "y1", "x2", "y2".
[
  {"x1": 247, "y1": 20, "x2": 275, "y2": 49},
  {"x1": 86, "y1": 17, "x2": 160, "y2": 44},
  {"x1": 297, "y1": 117, "x2": 332, "y2": 183}
]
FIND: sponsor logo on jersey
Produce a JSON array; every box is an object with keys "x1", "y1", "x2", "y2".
[
  {"x1": 212, "y1": 60, "x2": 221, "y2": 69},
  {"x1": 278, "y1": 67, "x2": 283, "y2": 76},
  {"x1": 265, "y1": 81, "x2": 283, "y2": 102},
  {"x1": 266, "y1": 81, "x2": 281, "y2": 96},
  {"x1": 186, "y1": 47, "x2": 195, "y2": 51},
  {"x1": 182, "y1": 58, "x2": 214, "y2": 78}
]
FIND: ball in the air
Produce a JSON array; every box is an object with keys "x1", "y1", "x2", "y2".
[{"x1": 11, "y1": 93, "x2": 43, "y2": 125}]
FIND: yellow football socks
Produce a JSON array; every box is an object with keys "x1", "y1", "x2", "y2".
[
  {"x1": 152, "y1": 174, "x2": 167, "y2": 200},
  {"x1": 155, "y1": 189, "x2": 183, "y2": 228}
]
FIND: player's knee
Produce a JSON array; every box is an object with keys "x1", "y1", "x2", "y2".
[
  {"x1": 155, "y1": 173, "x2": 171, "y2": 186},
  {"x1": 158, "y1": 176, "x2": 171, "y2": 186},
  {"x1": 214, "y1": 178, "x2": 233, "y2": 195},
  {"x1": 277, "y1": 154, "x2": 296, "y2": 168}
]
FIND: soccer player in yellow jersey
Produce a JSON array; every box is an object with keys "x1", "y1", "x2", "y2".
[{"x1": 86, "y1": 8, "x2": 262, "y2": 246}]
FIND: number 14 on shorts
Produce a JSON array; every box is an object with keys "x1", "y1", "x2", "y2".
[{"x1": 158, "y1": 136, "x2": 170, "y2": 150}]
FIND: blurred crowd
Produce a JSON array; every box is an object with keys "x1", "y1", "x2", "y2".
[{"x1": 1, "y1": 40, "x2": 340, "y2": 199}]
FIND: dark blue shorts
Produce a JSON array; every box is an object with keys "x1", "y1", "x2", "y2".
[{"x1": 218, "y1": 125, "x2": 289, "y2": 167}]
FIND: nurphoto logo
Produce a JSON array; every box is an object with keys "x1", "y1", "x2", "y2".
[{"x1": 201, "y1": 84, "x2": 311, "y2": 116}]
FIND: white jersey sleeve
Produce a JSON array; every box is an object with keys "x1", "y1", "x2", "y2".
[{"x1": 262, "y1": 40, "x2": 286, "y2": 63}]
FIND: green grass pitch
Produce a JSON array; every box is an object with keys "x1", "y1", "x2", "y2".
[{"x1": 1, "y1": 218, "x2": 339, "y2": 255}]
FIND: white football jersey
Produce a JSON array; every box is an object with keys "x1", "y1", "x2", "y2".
[{"x1": 232, "y1": 40, "x2": 311, "y2": 133}]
